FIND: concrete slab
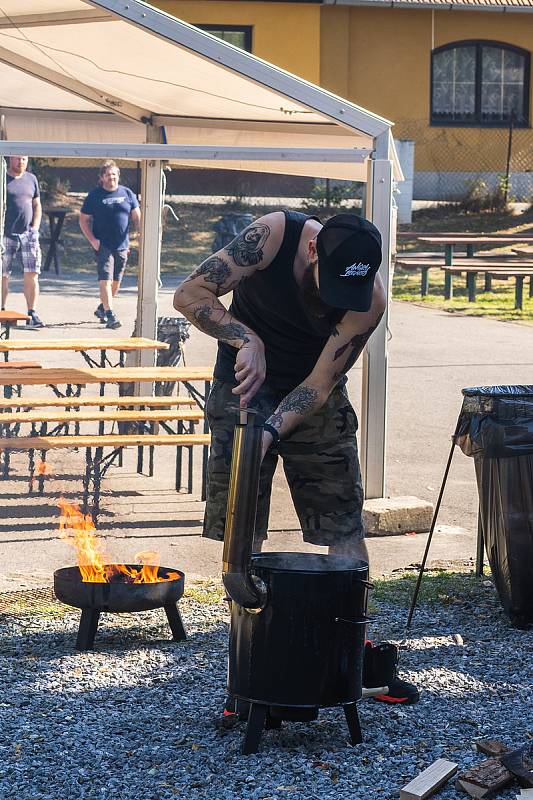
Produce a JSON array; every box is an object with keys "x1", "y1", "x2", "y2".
[{"x1": 363, "y1": 495, "x2": 433, "y2": 536}]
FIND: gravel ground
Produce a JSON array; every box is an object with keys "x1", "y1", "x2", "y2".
[{"x1": 0, "y1": 576, "x2": 532, "y2": 800}]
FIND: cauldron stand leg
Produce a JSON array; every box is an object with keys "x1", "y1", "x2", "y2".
[
  {"x1": 164, "y1": 603, "x2": 187, "y2": 641},
  {"x1": 343, "y1": 703, "x2": 362, "y2": 745},
  {"x1": 76, "y1": 609, "x2": 100, "y2": 651},
  {"x1": 242, "y1": 703, "x2": 267, "y2": 755}
]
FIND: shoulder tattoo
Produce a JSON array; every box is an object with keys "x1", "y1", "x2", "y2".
[{"x1": 226, "y1": 223, "x2": 271, "y2": 267}]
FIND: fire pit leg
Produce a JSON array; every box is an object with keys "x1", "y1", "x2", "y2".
[
  {"x1": 343, "y1": 703, "x2": 362, "y2": 745},
  {"x1": 241, "y1": 703, "x2": 267, "y2": 755},
  {"x1": 164, "y1": 603, "x2": 187, "y2": 641},
  {"x1": 76, "y1": 608, "x2": 101, "y2": 651}
]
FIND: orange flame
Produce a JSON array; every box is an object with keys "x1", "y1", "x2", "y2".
[
  {"x1": 37, "y1": 460, "x2": 52, "y2": 475},
  {"x1": 57, "y1": 499, "x2": 179, "y2": 584}
]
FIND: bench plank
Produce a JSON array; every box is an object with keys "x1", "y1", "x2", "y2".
[
  {"x1": 0, "y1": 367, "x2": 213, "y2": 386},
  {"x1": 0, "y1": 337, "x2": 170, "y2": 353},
  {"x1": 0, "y1": 409, "x2": 204, "y2": 424},
  {"x1": 0, "y1": 433, "x2": 211, "y2": 450},
  {"x1": 0, "y1": 361, "x2": 42, "y2": 369},
  {"x1": 0, "y1": 395, "x2": 196, "y2": 409}
]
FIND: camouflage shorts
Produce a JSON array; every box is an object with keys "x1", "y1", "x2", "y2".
[{"x1": 204, "y1": 379, "x2": 365, "y2": 547}]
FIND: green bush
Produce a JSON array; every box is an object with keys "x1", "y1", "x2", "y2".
[{"x1": 458, "y1": 175, "x2": 511, "y2": 214}]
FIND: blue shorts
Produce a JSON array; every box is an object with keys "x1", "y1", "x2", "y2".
[{"x1": 95, "y1": 244, "x2": 128, "y2": 282}]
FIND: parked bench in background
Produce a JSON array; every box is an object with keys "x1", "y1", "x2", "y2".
[{"x1": 395, "y1": 256, "x2": 533, "y2": 305}]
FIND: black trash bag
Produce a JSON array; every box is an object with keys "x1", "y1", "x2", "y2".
[
  {"x1": 212, "y1": 212, "x2": 254, "y2": 253},
  {"x1": 457, "y1": 385, "x2": 533, "y2": 628},
  {"x1": 119, "y1": 316, "x2": 190, "y2": 402}
]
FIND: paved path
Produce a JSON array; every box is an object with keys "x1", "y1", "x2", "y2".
[{"x1": 1, "y1": 268, "x2": 532, "y2": 590}]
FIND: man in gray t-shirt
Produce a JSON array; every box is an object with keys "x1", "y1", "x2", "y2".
[{"x1": 1, "y1": 156, "x2": 45, "y2": 327}]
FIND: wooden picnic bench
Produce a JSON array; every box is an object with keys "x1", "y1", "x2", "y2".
[
  {"x1": 0, "y1": 395, "x2": 195, "y2": 409},
  {"x1": 0, "y1": 406, "x2": 205, "y2": 493},
  {"x1": 440, "y1": 264, "x2": 533, "y2": 307},
  {"x1": 0, "y1": 432, "x2": 211, "y2": 524},
  {"x1": 0, "y1": 337, "x2": 170, "y2": 367},
  {"x1": 0, "y1": 310, "x2": 30, "y2": 339},
  {"x1": 0, "y1": 366, "x2": 213, "y2": 507},
  {"x1": 396, "y1": 255, "x2": 533, "y2": 300},
  {"x1": 417, "y1": 234, "x2": 533, "y2": 263}
]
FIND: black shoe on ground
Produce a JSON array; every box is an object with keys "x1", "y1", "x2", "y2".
[
  {"x1": 217, "y1": 696, "x2": 240, "y2": 730},
  {"x1": 372, "y1": 678, "x2": 420, "y2": 705},
  {"x1": 105, "y1": 311, "x2": 121, "y2": 330},
  {"x1": 363, "y1": 640, "x2": 420, "y2": 705},
  {"x1": 94, "y1": 304, "x2": 106, "y2": 323},
  {"x1": 26, "y1": 311, "x2": 45, "y2": 328}
]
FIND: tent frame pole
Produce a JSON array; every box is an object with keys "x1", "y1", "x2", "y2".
[{"x1": 361, "y1": 133, "x2": 393, "y2": 499}]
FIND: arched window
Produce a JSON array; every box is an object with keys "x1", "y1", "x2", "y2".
[{"x1": 431, "y1": 41, "x2": 530, "y2": 127}]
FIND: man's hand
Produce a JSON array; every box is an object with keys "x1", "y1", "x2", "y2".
[
  {"x1": 91, "y1": 239, "x2": 100, "y2": 252},
  {"x1": 232, "y1": 336, "x2": 266, "y2": 407}
]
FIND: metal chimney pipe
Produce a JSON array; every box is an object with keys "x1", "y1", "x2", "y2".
[{"x1": 222, "y1": 408, "x2": 267, "y2": 610}]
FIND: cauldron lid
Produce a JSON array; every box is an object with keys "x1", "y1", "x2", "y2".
[{"x1": 251, "y1": 552, "x2": 368, "y2": 574}]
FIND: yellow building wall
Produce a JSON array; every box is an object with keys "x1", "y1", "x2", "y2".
[
  {"x1": 152, "y1": 1, "x2": 321, "y2": 85},
  {"x1": 320, "y1": 6, "x2": 533, "y2": 173},
  {"x1": 152, "y1": 2, "x2": 533, "y2": 175}
]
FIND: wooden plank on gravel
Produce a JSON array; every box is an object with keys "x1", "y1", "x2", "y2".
[
  {"x1": 456, "y1": 758, "x2": 514, "y2": 798},
  {"x1": 400, "y1": 759, "x2": 458, "y2": 800},
  {"x1": 475, "y1": 739, "x2": 510, "y2": 757}
]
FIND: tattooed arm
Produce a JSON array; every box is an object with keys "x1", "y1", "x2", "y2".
[
  {"x1": 174, "y1": 213, "x2": 284, "y2": 404},
  {"x1": 262, "y1": 276, "x2": 386, "y2": 456}
]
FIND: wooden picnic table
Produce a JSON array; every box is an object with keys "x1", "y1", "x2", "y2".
[
  {"x1": 0, "y1": 310, "x2": 30, "y2": 339},
  {"x1": 418, "y1": 235, "x2": 533, "y2": 264},
  {"x1": 0, "y1": 366, "x2": 214, "y2": 411},
  {"x1": 396, "y1": 254, "x2": 533, "y2": 305},
  {"x1": 42, "y1": 207, "x2": 69, "y2": 274},
  {"x1": 0, "y1": 366, "x2": 213, "y2": 506},
  {"x1": 0, "y1": 336, "x2": 170, "y2": 367}
]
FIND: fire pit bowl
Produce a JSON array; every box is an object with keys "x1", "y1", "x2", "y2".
[{"x1": 54, "y1": 565, "x2": 186, "y2": 651}]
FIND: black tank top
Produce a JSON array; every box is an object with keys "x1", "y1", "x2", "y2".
[{"x1": 214, "y1": 210, "x2": 344, "y2": 393}]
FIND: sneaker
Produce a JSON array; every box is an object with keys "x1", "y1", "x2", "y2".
[
  {"x1": 372, "y1": 678, "x2": 420, "y2": 705},
  {"x1": 94, "y1": 304, "x2": 106, "y2": 323},
  {"x1": 26, "y1": 311, "x2": 45, "y2": 328},
  {"x1": 217, "y1": 696, "x2": 240, "y2": 730},
  {"x1": 363, "y1": 641, "x2": 420, "y2": 705},
  {"x1": 105, "y1": 311, "x2": 121, "y2": 330}
]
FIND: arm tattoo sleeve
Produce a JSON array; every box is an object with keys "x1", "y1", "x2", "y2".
[
  {"x1": 266, "y1": 385, "x2": 319, "y2": 431},
  {"x1": 189, "y1": 256, "x2": 231, "y2": 289},
  {"x1": 226, "y1": 223, "x2": 270, "y2": 267},
  {"x1": 332, "y1": 313, "x2": 384, "y2": 378},
  {"x1": 193, "y1": 304, "x2": 250, "y2": 345}
]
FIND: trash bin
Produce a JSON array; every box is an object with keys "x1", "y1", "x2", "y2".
[
  {"x1": 212, "y1": 212, "x2": 254, "y2": 252},
  {"x1": 457, "y1": 385, "x2": 533, "y2": 628},
  {"x1": 152, "y1": 316, "x2": 191, "y2": 396},
  {"x1": 120, "y1": 316, "x2": 190, "y2": 401}
]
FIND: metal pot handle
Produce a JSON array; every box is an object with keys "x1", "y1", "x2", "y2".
[{"x1": 334, "y1": 616, "x2": 374, "y2": 625}]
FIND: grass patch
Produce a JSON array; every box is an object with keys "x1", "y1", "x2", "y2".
[
  {"x1": 393, "y1": 266, "x2": 533, "y2": 322},
  {"x1": 184, "y1": 578, "x2": 225, "y2": 605},
  {"x1": 396, "y1": 204, "x2": 533, "y2": 322},
  {"x1": 370, "y1": 568, "x2": 492, "y2": 609}
]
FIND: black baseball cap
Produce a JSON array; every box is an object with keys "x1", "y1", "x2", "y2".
[{"x1": 316, "y1": 214, "x2": 382, "y2": 312}]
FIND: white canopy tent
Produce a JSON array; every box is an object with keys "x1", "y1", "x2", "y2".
[{"x1": 0, "y1": 0, "x2": 401, "y2": 498}]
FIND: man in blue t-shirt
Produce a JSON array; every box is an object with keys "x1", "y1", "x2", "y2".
[
  {"x1": 1, "y1": 155, "x2": 45, "y2": 327},
  {"x1": 80, "y1": 160, "x2": 141, "y2": 329}
]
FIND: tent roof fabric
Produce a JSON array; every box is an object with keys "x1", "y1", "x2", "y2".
[{"x1": 0, "y1": 0, "x2": 400, "y2": 181}]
